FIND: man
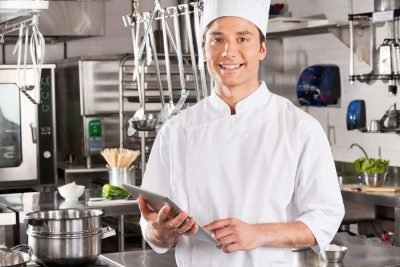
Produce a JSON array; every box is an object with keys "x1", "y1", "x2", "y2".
[{"x1": 138, "y1": 0, "x2": 345, "y2": 266}]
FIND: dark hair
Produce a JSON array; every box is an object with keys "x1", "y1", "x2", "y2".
[{"x1": 202, "y1": 22, "x2": 266, "y2": 49}]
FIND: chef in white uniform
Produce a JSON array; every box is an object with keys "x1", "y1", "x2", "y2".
[{"x1": 138, "y1": 0, "x2": 345, "y2": 266}]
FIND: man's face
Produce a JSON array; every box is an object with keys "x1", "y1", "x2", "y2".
[{"x1": 203, "y1": 16, "x2": 266, "y2": 90}]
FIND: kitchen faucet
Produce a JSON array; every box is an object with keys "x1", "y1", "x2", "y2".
[{"x1": 348, "y1": 143, "x2": 369, "y2": 158}]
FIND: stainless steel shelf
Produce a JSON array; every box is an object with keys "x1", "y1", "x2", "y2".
[
  {"x1": 266, "y1": 19, "x2": 348, "y2": 39},
  {"x1": 0, "y1": 1, "x2": 49, "y2": 24},
  {"x1": 350, "y1": 74, "x2": 400, "y2": 82}
]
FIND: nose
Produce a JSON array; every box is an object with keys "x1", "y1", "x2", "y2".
[{"x1": 222, "y1": 41, "x2": 238, "y2": 58}]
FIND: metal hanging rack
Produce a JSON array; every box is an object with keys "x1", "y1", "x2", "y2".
[
  {"x1": 122, "y1": 1, "x2": 203, "y2": 25},
  {"x1": 0, "y1": 1, "x2": 48, "y2": 104},
  {"x1": 119, "y1": 0, "x2": 208, "y2": 196}
]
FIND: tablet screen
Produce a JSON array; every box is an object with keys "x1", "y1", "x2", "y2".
[{"x1": 122, "y1": 183, "x2": 219, "y2": 245}]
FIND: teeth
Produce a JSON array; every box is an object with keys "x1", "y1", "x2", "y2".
[{"x1": 221, "y1": 64, "x2": 241, "y2": 69}]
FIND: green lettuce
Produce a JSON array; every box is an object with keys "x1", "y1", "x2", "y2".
[{"x1": 354, "y1": 157, "x2": 389, "y2": 174}]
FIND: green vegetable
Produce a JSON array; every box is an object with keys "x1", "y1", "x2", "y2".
[
  {"x1": 102, "y1": 184, "x2": 129, "y2": 199},
  {"x1": 354, "y1": 157, "x2": 389, "y2": 174}
]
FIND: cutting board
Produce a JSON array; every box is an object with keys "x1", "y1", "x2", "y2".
[{"x1": 361, "y1": 186, "x2": 400, "y2": 193}]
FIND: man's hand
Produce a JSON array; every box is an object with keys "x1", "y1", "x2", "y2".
[
  {"x1": 205, "y1": 218, "x2": 316, "y2": 253},
  {"x1": 204, "y1": 218, "x2": 262, "y2": 253},
  {"x1": 137, "y1": 197, "x2": 198, "y2": 248}
]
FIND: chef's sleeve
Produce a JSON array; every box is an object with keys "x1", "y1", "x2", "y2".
[
  {"x1": 294, "y1": 120, "x2": 345, "y2": 254},
  {"x1": 139, "y1": 128, "x2": 173, "y2": 253}
]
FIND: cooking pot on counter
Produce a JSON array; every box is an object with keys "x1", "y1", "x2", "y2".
[
  {"x1": 0, "y1": 245, "x2": 32, "y2": 267},
  {"x1": 25, "y1": 209, "x2": 115, "y2": 267}
]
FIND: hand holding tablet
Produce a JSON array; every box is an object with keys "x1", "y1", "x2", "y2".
[{"x1": 122, "y1": 183, "x2": 219, "y2": 245}]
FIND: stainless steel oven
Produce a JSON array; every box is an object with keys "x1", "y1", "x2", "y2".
[{"x1": 0, "y1": 65, "x2": 56, "y2": 189}]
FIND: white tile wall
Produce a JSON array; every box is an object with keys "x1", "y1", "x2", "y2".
[{"x1": 262, "y1": 0, "x2": 400, "y2": 166}]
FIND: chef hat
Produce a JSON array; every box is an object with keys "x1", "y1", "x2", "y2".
[{"x1": 202, "y1": 0, "x2": 271, "y2": 36}]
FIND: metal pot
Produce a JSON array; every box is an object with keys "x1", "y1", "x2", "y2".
[
  {"x1": 26, "y1": 209, "x2": 103, "y2": 234},
  {"x1": 362, "y1": 172, "x2": 388, "y2": 187},
  {"x1": 0, "y1": 245, "x2": 33, "y2": 267},
  {"x1": 25, "y1": 209, "x2": 115, "y2": 267}
]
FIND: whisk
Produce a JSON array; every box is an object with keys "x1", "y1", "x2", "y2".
[{"x1": 100, "y1": 148, "x2": 141, "y2": 168}]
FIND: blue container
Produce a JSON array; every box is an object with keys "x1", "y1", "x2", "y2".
[
  {"x1": 346, "y1": 100, "x2": 366, "y2": 130},
  {"x1": 296, "y1": 64, "x2": 341, "y2": 106}
]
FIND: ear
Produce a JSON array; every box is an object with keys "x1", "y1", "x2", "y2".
[
  {"x1": 202, "y1": 47, "x2": 206, "y2": 62},
  {"x1": 259, "y1": 42, "x2": 267, "y2": 61}
]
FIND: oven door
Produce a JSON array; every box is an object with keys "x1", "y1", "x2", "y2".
[{"x1": 0, "y1": 71, "x2": 38, "y2": 186}]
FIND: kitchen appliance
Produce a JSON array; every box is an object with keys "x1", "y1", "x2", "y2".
[
  {"x1": 0, "y1": 65, "x2": 56, "y2": 189},
  {"x1": 346, "y1": 100, "x2": 366, "y2": 130},
  {"x1": 296, "y1": 64, "x2": 341, "y2": 106},
  {"x1": 376, "y1": 39, "x2": 393, "y2": 75},
  {"x1": 55, "y1": 56, "x2": 199, "y2": 171},
  {"x1": 55, "y1": 57, "x2": 123, "y2": 169},
  {"x1": 25, "y1": 209, "x2": 115, "y2": 266},
  {"x1": 380, "y1": 103, "x2": 400, "y2": 131}
]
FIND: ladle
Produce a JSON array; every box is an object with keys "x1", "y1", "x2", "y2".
[
  {"x1": 158, "y1": 6, "x2": 176, "y2": 124},
  {"x1": 169, "y1": 6, "x2": 189, "y2": 115},
  {"x1": 127, "y1": 18, "x2": 144, "y2": 136}
]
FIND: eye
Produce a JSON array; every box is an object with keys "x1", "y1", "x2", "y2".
[
  {"x1": 239, "y1": 37, "x2": 249, "y2": 43},
  {"x1": 211, "y1": 37, "x2": 223, "y2": 43}
]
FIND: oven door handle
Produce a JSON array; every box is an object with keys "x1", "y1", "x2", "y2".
[{"x1": 29, "y1": 123, "x2": 37, "y2": 144}]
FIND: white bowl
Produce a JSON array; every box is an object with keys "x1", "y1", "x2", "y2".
[
  {"x1": 58, "y1": 183, "x2": 85, "y2": 201},
  {"x1": 59, "y1": 200, "x2": 84, "y2": 209}
]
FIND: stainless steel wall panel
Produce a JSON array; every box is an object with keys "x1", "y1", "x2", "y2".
[{"x1": 80, "y1": 61, "x2": 121, "y2": 116}]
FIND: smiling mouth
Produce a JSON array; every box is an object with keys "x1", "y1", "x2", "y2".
[{"x1": 219, "y1": 64, "x2": 244, "y2": 70}]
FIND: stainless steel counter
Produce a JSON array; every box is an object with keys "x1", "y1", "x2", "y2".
[
  {"x1": 341, "y1": 183, "x2": 400, "y2": 246},
  {"x1": 98, "y1": 233, "x2": 400, "y2": 267},
  {"x1": 0, "y1": 190, "x2": 139, "y2": 221}
]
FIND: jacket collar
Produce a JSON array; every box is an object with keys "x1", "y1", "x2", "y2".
[{"x1": 208, "y1": 82, "x2": 271, "y2": 115}]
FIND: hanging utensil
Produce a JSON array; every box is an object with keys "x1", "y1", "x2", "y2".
[
  {"x1": 144, "y1": 14, "x2": 152, "y2": 66},
  {"x1": 193, "y1": 2, "x2": 208, "y2": 98},
  {"x1": 182, "y1": 4, "x2": 201, "y2": 101},
  {"x1": 30, "y1": 15, "x2": 45, "y2": 104},
  {"x1": 146, "y1": 12, "x2": 165, "y2": 108},
  {"x1": 158, "y1": 5, "x2": 175, "y2": 126},
  {"x1": 13, "y1": 23, "x2": 24, "y2": 89},
  {"x1": 127, "y1": 18, "x2": 143, "y2": 137},
  {"x1": 128, "y1": 0, "x2": 164, "y2": 135},
  {"x1": 169, "y1": 6, "x2": 189, "y2": 115}
]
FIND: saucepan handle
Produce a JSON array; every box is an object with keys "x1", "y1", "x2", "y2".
[
  {"x1": 11, "y1": 244, "x2": 33, "y2": 257},
  {"x1": 101, "y1": 226, "x2": 116, "y2": 239}
]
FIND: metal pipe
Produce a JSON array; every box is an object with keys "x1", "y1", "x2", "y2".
[
  {"x1": 349, "y1": 143, "x2": 369, "y2": 158},
  {"x1": 118, "y1": 54, "x2": 134, "y2": 149},
  {"x1": 349, "y1": 0, "x2": 354, "y2": 85}
]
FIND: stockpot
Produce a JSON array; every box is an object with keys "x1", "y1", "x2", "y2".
[
  {"x1": 25, "y1": 209, "x2": 115, "y2": 267},
  {"x1": 0, "y1": 245, "x2": 33, "y2": 267}
]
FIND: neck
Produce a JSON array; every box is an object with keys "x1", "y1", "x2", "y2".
[{"x1": 215, "y1": 80, "x2": 260, "y2": 114}]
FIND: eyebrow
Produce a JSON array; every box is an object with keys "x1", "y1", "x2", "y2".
[{"x1": 208, "y1": 30, "x2": 254, "y2": 36}]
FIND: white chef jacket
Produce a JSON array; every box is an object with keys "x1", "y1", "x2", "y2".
[{"x1": 140, "y1": 82, "x2": 345, "y2": 267}]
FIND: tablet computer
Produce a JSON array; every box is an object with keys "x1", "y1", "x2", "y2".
[{"x1": 122, "y1": 183, "x2": 219, "y2": 245}]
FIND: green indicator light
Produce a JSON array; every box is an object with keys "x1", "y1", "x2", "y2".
[
  {"x1": 88, "y1": 119, "x2": 102, "y2": 137},
  {"x1": 41, "y1": 92, "x2": 49, "y2": 99},
  {"x1": 41, "y1": 105, "x2": 50, "y2": 112}
]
